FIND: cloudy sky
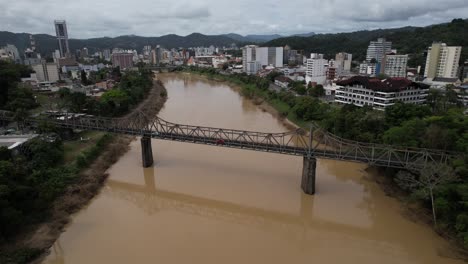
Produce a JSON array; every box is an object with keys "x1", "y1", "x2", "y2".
[{"x1": 1, "y1": 0, "x2": 467, "y2": 38}]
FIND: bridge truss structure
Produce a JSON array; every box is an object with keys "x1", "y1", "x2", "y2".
[{"x1": 0, "y1": 110, "x2": 460, "y2": 170}]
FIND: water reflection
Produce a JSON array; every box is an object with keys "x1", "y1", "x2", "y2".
[{"x1": 42, "y1": 73, "x2": 464, "y2": 264}]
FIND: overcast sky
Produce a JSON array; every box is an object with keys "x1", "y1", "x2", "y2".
[{"x1": 1, "y1": 0, "x2": 467, "y2": 38}]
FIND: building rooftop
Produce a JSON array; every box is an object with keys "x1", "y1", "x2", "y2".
[
  {"x1": 0, "y1": 134, "x2": 37, "y2": 149},
  {"x1": 432, "y1": 77, "x2": 460, "y2": 83},
  {"x1": 275, "y1": 76, "x2": 292, "y2": 83},
  {"x1": 336, "y1": 76, "x2": 429, "y2": 92}
]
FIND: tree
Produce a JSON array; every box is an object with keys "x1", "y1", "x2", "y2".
[
  {"x1": 396, "y1": 164, "x2": 459, "y2": 225},
  {"x1": 80, "y1": 70, "x2": 88, "y2": 85},
  {"x1": 309, "y1": 84, "x2": 325, "y2": 97}
]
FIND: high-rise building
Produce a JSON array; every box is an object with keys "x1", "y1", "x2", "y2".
[
  {"x1": 0, "y1": 44, "x2": 21, "y2": 63},
  {"x1": 335, "y1": 52, "x2": 352, "y2": 75},
  {"x1": 54, "y1": 20, "x2": 70, "y2": 58},
  {"x1": 366, "y1": 38, "x2": 392, "y2": 64},
  {"x1": 424, "y1": 43, "x2": 462, "y2": 79},
  {"x1": 242, "y1": 45, "x2": 283, "y2": 74},
  {"x1": 305, "y1": 53, "x2": 327, "y2": 85},
  {"x1": 32, "y1": 61, "x2": 60, "y2": 83},
  {"x1": 151, "y1": 45, "x2": 162, "y2": 65},
  {"x1": 382, "y1": 54, "x2": 408, "y2": 78},
  {"x1": 112, "y1": 53, "x2": 134, "y2": 69},
  {"x1": 103, "y1": 49, "x2": 111, "y2": 61}
]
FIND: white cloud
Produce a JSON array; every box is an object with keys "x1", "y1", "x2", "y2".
[{"x1": 0, "y1": 0, "x2": 466, "y2": 37}]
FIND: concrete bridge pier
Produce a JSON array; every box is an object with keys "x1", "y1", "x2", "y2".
[
  {"x1": 141, "y1": 136, "x2": 153, "y2": 168},
  {"x1": 301, "y1": 157, "x2": 317, "y2": 195}
]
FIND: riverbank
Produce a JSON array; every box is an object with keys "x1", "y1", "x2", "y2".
[
  {"x1": 0, "y1": 79, "x2": 168, "y2": 264},
  {"x1": 180, "y1": 70, "x2": 468, "y2": 258}
]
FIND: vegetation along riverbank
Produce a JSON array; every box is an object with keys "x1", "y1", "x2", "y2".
[
  {"x1": 0, "y1": 62, "x2": 167, "y2": 263},
  {"x1": 176, "y1": 66, "x2": 468, "y2": 253}
]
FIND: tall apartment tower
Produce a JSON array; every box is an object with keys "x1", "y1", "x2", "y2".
[
  {"x1": 366, "y1": 38, "x2": 392, "y2": 64},
  {"x1": 305, "y1": 53, "x2": 327, "y2": 85},
  {"x1": 424, "y1": 43, "x2": 462, "y2": 79},
  {"x1": 54, "y1": 20, "x2": 70, "y2": 58},
  {"x1": 382, "y1": 54, "x2": 408, "y2": 78},
  {"x1": 335, "y1": 52, "x2": 352, "y2": 75}
]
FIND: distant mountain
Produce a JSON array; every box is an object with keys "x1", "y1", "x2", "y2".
[
  {"x1": 0, "y1": 32, "x2": 243, "y2": 58},
  {"x1": 264, "y1": 18, "x2": 468, "y2": 67},
  {"x1": 223, "y1": 32, "x2": 315, "y2": 43},
  {"x1": 290, "y1": 32, "x2": 316, "y2": 38}
]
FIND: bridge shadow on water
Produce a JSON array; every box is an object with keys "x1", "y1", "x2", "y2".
[{"x1": 100, "y1": 163, "x2": 446, "y2": 262}]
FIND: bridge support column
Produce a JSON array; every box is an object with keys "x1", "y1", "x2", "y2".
[
  {"x1": 301, "y1": 157, "x2": 316, "y2": 195},
  {"x1": 141, "y1": 136, "x2": 153, "y2": 168}
]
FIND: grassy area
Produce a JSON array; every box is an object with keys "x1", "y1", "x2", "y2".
[
  {"x1": 32, "y1": 93, "x2": 61, "y2": 114},
  {"x1": 63, "y1": 131, "x2": 106, "y2": 163}
]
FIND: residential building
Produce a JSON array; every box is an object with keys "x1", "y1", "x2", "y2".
[
  {"x1": 111, "y1": 53, "x2": 134, "y2": 69},
  {"x1": 382, "y1": 54, "x2": 408, "y2": 77},
  {"x1": 242, "y1": 45, "x2": 283, "y2": 74},
  {"x1": 245, "y1": 61, "x2": 262, "y2": 75},
  {"x1": 460, "y1": 60, "x2": 468, "y2": 82},
  {"x1": 274, "y1": 76, "x2": 292, "y2": 89},
  {"x1": 103, "y1": 49, "x2": 111, "y2": 61},
  {"x1": 335, "y1": 76, "x2": 429, "y2": 110},
  {"x1": 335, "y1": 52, "x2": 352, "y2": 75},
  {"x1": 366, "y1": 38, "x2": 392, "y2": 64},
  {"x1": 0, "y1": 44, "x2": 21, "y2": 63},
  {"x1": 453, "y1": 83, "x2": 468, "y2": 107},
  {"x1": 256, "y1": 47, "x2": 283, "y2": 68},
  {"x1": 151, "y1": 45, "x2": 162, "y2": 65},
  {"x1": 424, "y1": 43, "x2": 462, "y2": 79},
  {"x1": 305, "y1": 53, "x2": 327, "y2": 85},
  {"x1": 359, "y1": 62, "x2": 377, "y2": 76},
  {"x1": 32, "y1": 62, "x2": 60, "y2": 82},
  {"x1": 54, "y1": 20, "x2": 70, "y2": 58},
  {"x1": 423, "y1": 77, "x2": 461, "y2": 89}
]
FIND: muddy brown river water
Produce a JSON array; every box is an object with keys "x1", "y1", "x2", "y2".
[{"x1": 43, "y1": 73, "x2": 463, "y2": 264}]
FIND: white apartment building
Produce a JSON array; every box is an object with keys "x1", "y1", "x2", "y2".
[
  {"x1": 335, "y1": 52, "x2": 352, "y2": 75},
  {"x1": 305, "y1": 53, "x2": 327, "y2": 85},
  {"x1": 382, "y1": 54, "x2": 408, "y2": 77},
  {"x1": 242, "y1": 45, "x2": 283, "y2": 74},
  {"x1": 32, "y1": 62, "x2": 60, "y2": 83},
  {"x1": 359, "y1": 62, "x2": 377, "y2": 75},
  {"x1": 335, "y1": 76, "x2": 429, "y2": 110},
  {"x1": 424, "y1": 43, "x2": 462, "y2": 79},
  {"x1": 366, "y1": 38, "x2": 392, "y2": 64}
]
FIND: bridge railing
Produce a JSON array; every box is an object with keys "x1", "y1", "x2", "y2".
[{"x1": 0, "y1": 110, "x2": 461, "y2": 169}]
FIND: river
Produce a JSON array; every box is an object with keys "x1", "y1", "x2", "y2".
[{"x1": 43, "y1": 73, "x2": 463, "y2": 264}]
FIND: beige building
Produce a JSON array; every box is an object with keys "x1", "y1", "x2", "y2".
[
  {"x1": 32, "y1": 62, "x2": 60, "y2": 83},
  {"x1": 382, "y1": 54, "x2": 408, "y2": 77},
  {"x1": 424, "y1": 43, "x2": 461, "y2": 79}
]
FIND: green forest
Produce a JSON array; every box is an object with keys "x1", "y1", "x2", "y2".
[
  {"x1": 266, "y1": 19, "x2": 468, "y2": 67},
  {"x1": 182, "y1": 66, "x2": 468, "y2": 248}
]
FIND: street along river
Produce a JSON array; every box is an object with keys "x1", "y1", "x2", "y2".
[{"x1": 43, "y1": 73, "x2": 463, "y2": 264}]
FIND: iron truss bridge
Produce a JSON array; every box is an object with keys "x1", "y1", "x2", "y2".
[{"x1": 0, "y1": 110, "x2": 460, "y2": 169}]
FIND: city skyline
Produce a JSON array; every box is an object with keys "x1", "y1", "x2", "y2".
[{"x1": 0, "y1": 0, "x2": 467, "y2": 38}]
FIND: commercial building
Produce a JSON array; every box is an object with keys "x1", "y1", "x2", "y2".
[
  {"x1": 0, "y1": 44, "x2": 21, "y2": 63},
  {"x1": 32, "y1": 62, "x2": 60, "y2": 83},
  {"x1": 242, "y1": 45, "x2": 283, "y2": 74},
  {"x1": 151, "y1": 45, "x2": 162, "y2": 65},
  {"x1": 305, "y1": 53, "x2": 327, "y2": 85},
  {"x1": 382, "y1": 54, "x2": 408, "y2": 77},
  {"x1": 54, "y1": 20, "x2": 70, "y2": 58},
  {"x1": 366, "y1": 38, "x2": 392, "y2": 64},
  {"x1": 111, "y1": 53, "x2": 134, "y2": 69},
  {"x1": 335, "y1": 76, "x2": 429, "y2": 110},
  {"x1": 359, "y1": 62, "x2": 377, "y2": 76},
  {"x1": 424, "y1": 43, "x2": 462, "y2": 79},
  {"x1": 335, "y1": 52, "x2": 352, "y2": 75}
]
